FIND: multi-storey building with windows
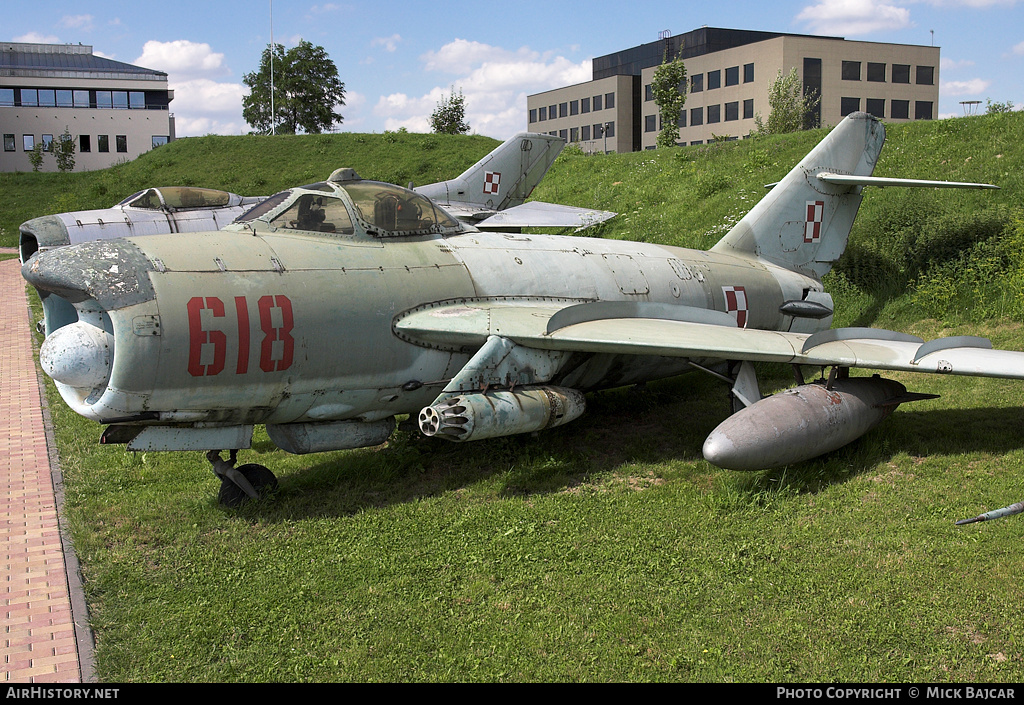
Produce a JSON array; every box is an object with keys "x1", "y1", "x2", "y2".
[
  {"x1": 1, "y1": 42, "x2": 174, "y2": 172},
  {"x1": 527, "y1": 27, "x2": 939, "y2": 152}
]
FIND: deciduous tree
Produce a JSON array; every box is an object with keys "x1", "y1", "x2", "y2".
[
  {"x1": 755, "y1": 68, "x2": 820, "y2": 135},
  {"x1": 430, "y1": 87, "x2": 470, "y2": 135},
  {"x1": 651, "y1": 52, "x2": 687, "y2": 149},
  {"x1": 243, "y1": 41, "x2": 346, "y2": 135}
]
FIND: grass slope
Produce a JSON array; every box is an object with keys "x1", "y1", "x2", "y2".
[{"x1": 19, "y1": 113, "x2": 1024, "y2": 681}]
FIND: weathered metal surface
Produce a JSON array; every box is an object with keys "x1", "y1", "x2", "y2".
[
  {"x1": 419, "y1": 386, "x2": 586, "y2": 442},
  {"x1": 956, "y1": 501, "x2": 1024, "y2": 525},
  {"x1": 702, "y1": 376, "x2": 909, "y2": 471}
]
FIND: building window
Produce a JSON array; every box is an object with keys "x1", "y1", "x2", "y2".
[
  {"x1": 707, "y1": 104, "x2": 721, "y2": 123},
  {"x1": 841, "y1": 97, "x2": 861, "y2": 116},
  {"x1": 915, "y1": 101, "x2": 933, "y2": 120},
  {"x1": 593, "y1": 95, "x2": 602, "y2": 111},
  {"x1": 529, "y1": 109, "x2": 537, "y2": 123},
  {"x1": 605, "y1": 121, "x2": 614, "y2": 138},
  {"x1": 56, "y1": 90, "x2": 73, "y2": 107},
  {"x1": 691, "y1": 74, "x2": 703, "y2": 93},
  {"x1": 581, "y1": 97, "x2": 590, "y2": 113},
  {"x1": 130, "y1": 92, "x2": 145, "y2": 109},
  {"x1": 0, "y1": 88, "x2": 13, "y2": 106},
  {"x1": 743, "y1": 98, "x2": 754, "y2": 120},
  {"x1": 866, "y1": 98, "x2": 885, "y2": 118},
  {"x1": 38, "y1": 90, "x2": 56, "y2": 107},
  {"x1": 570, "y1": 127, "x2": 578, "y2": 142},
  {"x1": 867, "y1": 63, "x2": 886, "y2": 82},
  {"x1": 3, "y1": 134, "x2": 15, "y2": 151},
  {"x1": 916, "y1": 66, "x2": 935, "y2": 85},
  {"x1": 707, "y1": 70, "x2": 721, "y2": 90},
  {"x1": 41, "y1": 134, "x2": 54, "y2": 152},
  {"x1": 645, "y1": 115, "x2": 657, "y2": 132},
  {"x1": 677, "y1": 110, "x2": 687, "y2": 128},
  {"x1": 538, "y1": 106, "x2": 547, "y2": 121},
  {"x1": 743, "y1": 63, "x2": 754, "y2": 83},
  {"x1": 79, "y1": 135, "x2": 91, "y2": 153},
  {"x1": 581, "y1": 125, "x2": 591, "y2": 141},
  {"x1": 548, "y1": 104, "x2": 556, "y2": 119},
  {"x1": 114, "y1": 92, "x2": 129, "y2": 109},
  {"x1": 570, "y1": 100, "x2": 579, "y2": 116},
  {"x1": 725, "y1": 101, "x2": 739, "y2": 121},
  {"x1": 74, "y1": 90, "x2": 90, "y2": 107},
  {"x1": 152, "y1": 136, "x2": 169, "y2": 148},
  {"x1": 559, "y1": 102, "x2": 568, "y2": 118},
  {"x1": 892, "y1": 64, "x2": 911, "y2": 84},
  {"x1": 645, "y1": 84, "x2": 653, "y2": 101},
  {"x1": 559, "y1": 129, "x2": 567, "y2": 140},
  {"x1": 605, "y1": 92, "x2": 615, "y2": 109},
  {"x1": 592, "y1": 123, "x2": 604, "y2": 138},
  {"x1": 891, "y1": 100, "x2": 910, "y2": 119},
  {"x1": 20, "y1": 89, "x2": 38, "y2": 107},
  {"x1": 98, "y1": 135, "x2": 109, "y2": 152},
  {"x1": 116, "y1": 135, "x2": 128, "y2": 153},
  {"x1": 842, "y1": 61, "x2": 861, "y2": 81},
  {"x1": 23, "y1": 135, "x2": 34, "y2": 151},
  {"x1": 690, "y1": 107, "x2": 703, "y2": 126},
  {"x1": 96, "y1": 91, "x2": 112, "y2": 109},
  {"x1": 725, "y1": 66, "x2": 739, "y2": 87}
]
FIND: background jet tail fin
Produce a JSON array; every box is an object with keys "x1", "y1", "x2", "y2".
[
  {"x1": 711, "y1": 112, "x2": 885, "y2": 280},
  {"x1": 416, "y1": 133, "x2": 565, "y2": 211}
]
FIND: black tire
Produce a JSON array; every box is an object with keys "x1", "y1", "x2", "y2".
[{"x1": 218, "y1": 463, "x2": 278, "y2": 507}]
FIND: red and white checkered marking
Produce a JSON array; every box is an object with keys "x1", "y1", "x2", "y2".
[
  {"x1": 804, "y1": 200, "x2": 825, "y2": 243},
  {"x1": 483, "y1": 171, "x2": 501, "y2": 195},
  {"x1": 722, "y1": 285, "x2": 748, "y2": 328}
]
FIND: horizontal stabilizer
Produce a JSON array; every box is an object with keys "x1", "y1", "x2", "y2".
[
  {"x1": 470, "y1": 201, "x2": 616, "y2": 231},
  {"x1": 816, "y1": 172, "x2": 999, "y2": 190}
]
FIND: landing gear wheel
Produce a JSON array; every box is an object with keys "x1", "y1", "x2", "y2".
[{"x1": 218, "y1": 463, "x2": 278, "y2": 507}]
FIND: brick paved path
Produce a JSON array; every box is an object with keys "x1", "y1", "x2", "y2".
[{"x1": 1, "y1": 251, "x2": 90, "y2": 682}]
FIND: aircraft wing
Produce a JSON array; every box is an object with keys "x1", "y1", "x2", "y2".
[
  {"x1": 395, "y1": 300, "x2": 1024, "y2": 380},
  {"x1": 441, "y1": 200, "x2": 616, "y2": 231}
]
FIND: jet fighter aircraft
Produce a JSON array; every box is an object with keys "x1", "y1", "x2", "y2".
[
  {"x1": 22, "y1": 112, "x2": 1021, "y2": 504},
  {"x1": 18, "y1": 132, "x2": 615, "y2": 265}
]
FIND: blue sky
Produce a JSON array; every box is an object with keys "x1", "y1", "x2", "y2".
[{"x1": 7, "y1": 0, "x2": 1023, "y2": 138}]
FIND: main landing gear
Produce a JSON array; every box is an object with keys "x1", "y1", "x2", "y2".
[{"x1": 206, "y1": 450, "x2": 278, "y2": 507}]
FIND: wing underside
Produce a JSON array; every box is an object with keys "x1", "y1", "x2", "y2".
[{"x1": 395, "y1": 300, "x2": 1024, "y2": 380}]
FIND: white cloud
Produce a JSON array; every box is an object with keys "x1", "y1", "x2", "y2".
[
  {"x1": 371, "y1": 34, "x2": 402, "y2": 52},
  {"x1": 376, "y1": 39, "x2": 591, "y2": 139},
  {"x1": 941, "y1": 78, "x2": 992, "y2": 95},
  {"x1": 14, "y1": 32, "x2": 61, "y2": 44},
  {"x1": 170, "y1": 78, "x2": 248, "y2": 136},
  {"x1": 59, "y1": 15, "x2": 94, "y2": 31},
  {"x1": 796, "y1": 0, "x2": 913, "y2": 35},
  {"x1": 941, "y1": 57, "x2": 976, "y2": 70},
  {"x1": 135, "y1": 40, "x2": 230, "y2": 81},
  {"x1": 1013, "y1": 40, "x2": 1024, "y2": 55}
]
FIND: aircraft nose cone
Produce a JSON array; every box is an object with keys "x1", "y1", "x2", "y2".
[
  {"x1": 702, "y1": 429, "x2": 757, "y2": 471},
  {"x1": 40, "y1": 321, "x2": 113, "y2": 389}
]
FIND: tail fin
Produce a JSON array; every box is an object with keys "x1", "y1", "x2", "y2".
[
  {"x1": 711, "y1": 112, "x2": 885, "y2": 279},
  {"x1": 416, "y1": 132, "x2": 565, "y2": 211}
]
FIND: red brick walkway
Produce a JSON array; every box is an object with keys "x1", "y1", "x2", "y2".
[{"x1": 1, "y1": 250, "x2": 89, "y2": 682}]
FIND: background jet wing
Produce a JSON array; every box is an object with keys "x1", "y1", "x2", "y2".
[
  {"x1": 472, "y1": 201, "x2": 616, "y2": 231},
  {"x1": 396, "y1": 301, "x2": 1024, "y2": 380}
]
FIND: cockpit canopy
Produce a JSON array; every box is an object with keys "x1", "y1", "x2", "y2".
[
  {"x1": 230, "y1": 170, "x2": 465, "y2": 239},
  {"x1": 118, "y1": 187, "x2": 239, "y2": 211}
]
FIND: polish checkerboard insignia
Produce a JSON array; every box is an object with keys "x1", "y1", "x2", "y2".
[
  {"x1": 722, "y1": 285, "x2": 748, "y2": 328},
  {"x1": 804, "y1": 200, "x2": 825, "y2": 243},
  {"x1": 483, "y1": 171, "x2": 501, "y2": 195}
]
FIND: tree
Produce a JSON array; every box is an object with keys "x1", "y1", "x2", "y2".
[
  {"x1": 986, "y1": 99, "x2": 1016, "y2": 114},
  {"x1": 27, "y1": 140, "x2": 44, "y2": 172},
  {"x1": 755, "y1": 68, "x2": 820, "y2": 136},
  {"x1": 242, "y1": 40, "x2": 346, "y2": 135},
  {"x1": 54, "y1": 127, "x2": 76, "y2": 173},
  {"x1": 430, "y1": 87, "x2": 470, "y2": 135},
  {"x1": 651, "y1": 51, "x2": 687, "y2": 148}
]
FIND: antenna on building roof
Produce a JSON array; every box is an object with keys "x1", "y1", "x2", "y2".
[{"x1": 658, "y1": 30, "x2": 672, "y2": 40}]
